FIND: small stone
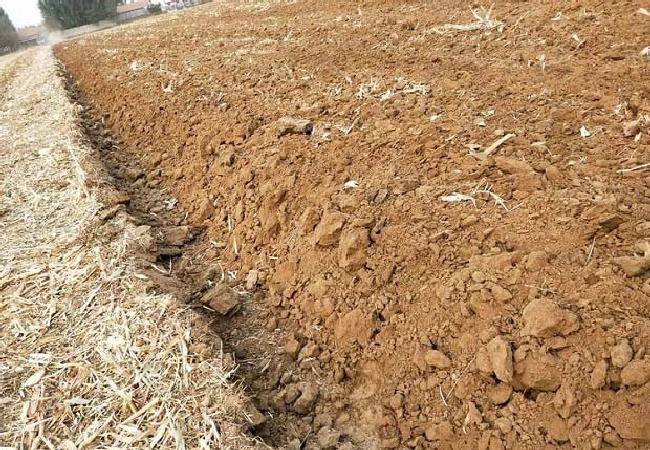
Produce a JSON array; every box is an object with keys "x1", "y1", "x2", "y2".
[
  {"x1": 611, "y1": 340, "x2": 634, "y2": 369},
  {"x1": 494, "y1": 417, "x2": 512, "y2": 434},
  {"x1": 487, "y1": 336, "x2": 513, "y2": 383},
  {"x1": 374, "y1": 188, "x2": 390, "y2": 204},
  {"x1": 472, "y1": 271, "x2": 486, "y2": 283},
  {"x1": 276, "y1": 117, "x2": 314, "y2": 137},
  {"x1": 590, "y1": 360, "x2": 607, "y2": 390},
  {"x1": 388, "y1": 393, "x2": 404, "y2": 410},
  {"x1": 464, "y1": 401, "x2": 483, "y2": 431},
  {"x1": 424, "y1": 350, "x2": 452, "y2": 369},
  {"x1": 520, "y1": 298, "x2": 579, "y2": 338},
  {"x1": 317, "y1": 426, "x2": 340, "y2": 450},
  {"x1": 245, "y1": 269, "x2": 259, "y2": 291},
  {"x1": 620, "y1": 360, "x2": 650, "y2": 386},
  {"x1": 313, "y1": 211, "x2": 347, "y2": 246},
  {"x1": 613, "y1": 256, "x2": 650, "y2": 277},
  {"x1": 293, "y1": 382, "x2": 319, "y2": 414},
  {"x1": 201, "y1": 285, "x2": 239, "y2": 315},
  {"x1": 623, "y1": 120, "x2": 640, "y2": 138},
  {"x1": 603, "y1": 432, "x2": 622, "y2": 447}
]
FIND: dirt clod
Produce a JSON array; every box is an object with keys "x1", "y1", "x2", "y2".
[
  {"x1": 520, "y1": 298, "x2": 579, "y2": 338},
  {"x1": 338, "y1": 227, "x2": 370, "y2": 271},
  {"x1": 424, "y1": 349, "x2": 452, "y2": 370},
  {"x1": 292, "y1": 382, "x2": 318, "y2": 414},
  {"x1": 159, "y1": 226, "x2": 199, "y2": 246},
  {"x1": 514, "y1": 353, "x2": 561, "y2": 392},
  {"x1": 620, "y1": 360, "x2": 650, "y2": 386},
  {"x1": 487, "y1": 383, "x2": 512, "y2": 405},
  {"x1": 546, "y1": 416, "x2": 570, "y2": 443},
  {"x1": 590, "y1": 360, "x2": 608, "y2": 390},
  {"x1": 553, "y1": 382, "x2": 577, "y2": 419},
  {"x1": 276, "y1": 117, "x2": 314, "y2": 137},
  {"x1": 316, "y1": 426, "x2": 341, "y2": 450},
  {"x1": 284, "y1": 335, "x2": 302, "y2": 360},
  {"x1": 611, "y1": 339, "x2": 634, "y2": 368},
  {"x1": 613, "y1": 255, "x2": 650, "y2": 277},
  {"x1": 610, "y1": 402, "x2": 650, "y2": 442},
  {"x1": 201, "y1": 284, "x2": 240, "y2": 316},
  {"x1": 486, "y1": 336, "x2": 513, "y2": 383},
  {"x1": 313, "y1": 211, "x2": 347, "y2": 247},
  {"x1": 245, "y1": 269, "x2": 259, "y2": 291}
]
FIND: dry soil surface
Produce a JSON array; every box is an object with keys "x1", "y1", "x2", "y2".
[{"x1": 56, "y1": 1, "x2": 650, "y2": 449}]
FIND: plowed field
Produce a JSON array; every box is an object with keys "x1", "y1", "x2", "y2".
[{"x1": 56, "y1": 1, "x2": 650, "y2": 449}]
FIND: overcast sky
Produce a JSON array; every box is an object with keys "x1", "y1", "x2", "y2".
[{"x1": 0, "y1": 0, "x2": 42, "y2": 28}]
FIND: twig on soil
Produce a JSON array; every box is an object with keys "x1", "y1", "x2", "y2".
[
  {"x1": 475, "y1": 183, "x2": 510, "y2": 211},
  {"x1": 439, "y1": 385, "x2": 449, "y2": 407},
  {"x1": 616, "y1": 162, "x2": 650, "y2": 174},
  {"x1": 484, "y1": 133, "x2": 515, "y2": 155},
  {"x1": 585, "y1": 237, "x2": 596, "y2": 266},
  {"x1": 441, "y1": 356, "x2": 476, "y2": 406},
  {"x1": 525, "y1": 284, "x2": 557, "y2": 295},
  {"x1": 336, "y1": 117, "x2": 358, "y2": 135},
  {"x1": 429, "y1": 6, "x2": 504, "y2": 34},
  {"x1": 439, "y1": 192, "x2": 477, "y2": 208}
]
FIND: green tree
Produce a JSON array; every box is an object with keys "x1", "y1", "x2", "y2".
[
  {"x1": 0, "y1": 7, "x2": 18, "y2": 54},
  {"x1": 38, "y1": 0, "x2": 118, "y2": 30}
]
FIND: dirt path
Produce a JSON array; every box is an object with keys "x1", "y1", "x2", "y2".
[{"x1": 0, "y1": 48, "x2": 263, "y2": 450}]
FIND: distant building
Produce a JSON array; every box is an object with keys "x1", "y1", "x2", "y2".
[
  {"x1": 17, "y1": 26, "x2": 48, "y2": 47},
  {"x1": 116, "y1": 1, "x2": 148, "y2": 22},
  {"x1": 151, "y1": 0, "x2": 212, "y2": 11}
]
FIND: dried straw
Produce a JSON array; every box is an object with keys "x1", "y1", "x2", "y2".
[{"x1": 0, "y1": 48, "x2": 264, "y2": 450}]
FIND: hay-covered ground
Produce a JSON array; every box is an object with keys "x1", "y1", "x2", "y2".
[{"x1": 0, "y1": 48, "x2": 264, "y2": 450}]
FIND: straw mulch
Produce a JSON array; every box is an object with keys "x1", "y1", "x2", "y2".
[{"x1": 0, "y1": 48, "x2": 265, "y2": 450}]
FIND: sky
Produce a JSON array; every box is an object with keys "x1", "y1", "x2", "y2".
[{"x1": 0, "y1": 0, "x2": 42, "y2": 28}]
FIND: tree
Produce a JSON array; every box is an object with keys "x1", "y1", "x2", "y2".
[
  {"x1": 38, "y1": 0, "x2": 118, "y2": 30},
  {"x1": 0, "y1": 7, "x2": 18, "y2": 54}
]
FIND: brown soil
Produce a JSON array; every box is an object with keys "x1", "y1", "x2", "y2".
[{"x1": 56, "y1": 1, "x2": 650, "y2": 449}]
